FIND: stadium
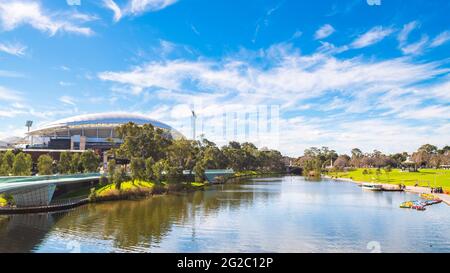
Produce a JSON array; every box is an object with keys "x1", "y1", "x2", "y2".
[{"x1": 25, "y1": 112, "x2": 182, "y2": 151}]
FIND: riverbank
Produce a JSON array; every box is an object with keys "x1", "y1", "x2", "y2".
[{"x1": 326, "y1": 175, "x2": 450, "y2": 206}]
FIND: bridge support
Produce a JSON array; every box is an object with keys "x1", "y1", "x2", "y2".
[{"x1": 10, "y1": 184, "x2": 57, "y2": 208}]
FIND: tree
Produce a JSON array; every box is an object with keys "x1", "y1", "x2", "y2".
[
  {"x1": 58, "y1": 151, "x2": 72, "y2": 174},
  {"x1": 12, "y1": 152, "x2": 32, "y2": 176},
  {"x1": 193, "y1": 160, "x2": 205, "y2": 182},
  {"x1": 130, "y1": 157, "x2": 146, "y2": 181},
  {"x1": 37, "y1": 154, "x2": 54, "y2": 175},
  {"x1": 70, "y1": 153, "x2": 83, "y2": 174},
  {"x1": 0, "y1": 150, "x2": 15, "y2": 175},
  {"x1": 107, "y1": 159, "x2": 116, "y2": 184},
  {"x1": 334, "y1": 155, "x2": 350, "y2": 170},
  {"x1": 116, "y1": 122, "x2": 172, "y2": 161},
  {"x1": 113, "y1": 166, "x2": 129, "y2": 190},
  {"x1": 152, "y1": 160, "x2": 167, "y2": 184},
  {"x1": 144, "y1": 157, "x2": 155, "y2": 181},
  {"x1": 80, "y1": 150, "x2": 99, "y2": 173}
]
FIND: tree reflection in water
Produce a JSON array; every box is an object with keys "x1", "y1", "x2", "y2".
[{"x1": 0, "y1": 179, "x2": 280, "y2": 252}]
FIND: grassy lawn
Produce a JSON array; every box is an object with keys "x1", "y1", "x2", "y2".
[
  {"x1": 95, "y1": 180, "x2": 155, "y2": 197},
  {"x1": 0, "y1": 195, "x2": 6, "y2": 207},
  {"x1": 191, "y1": 182, "x2": 205, "y2": 187},
  {"x1": 332, "y1": 168, "x2": 450, "y2": 192}
]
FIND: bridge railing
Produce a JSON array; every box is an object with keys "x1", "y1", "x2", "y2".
[{"x1": 0, "y1": 173, "x2": 101, "y2": 184}]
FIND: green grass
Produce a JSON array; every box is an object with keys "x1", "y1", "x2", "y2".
[
  {"x1": 191, "y1": 182, "x2": 205, "y2": 187},
  {"x1": 0, "y1": 195, "x2": 6, "y2": 207},
  {"x1": 331, "y1": 168, "x2": 450, "y2": 192},
  {"x1": 95, "y1": 180, "x2": 155, "y2": 197}
]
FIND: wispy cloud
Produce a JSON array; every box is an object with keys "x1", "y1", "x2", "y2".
[
  {"x1": 103, "y1": 0, "x2": 122, "y2": 22},
  {"x1": 0, "y1": 85, "x2": 22, "y2": 101},
  {"x1": 314, "y1": 24, "x2": 335, "y2": 40},
  {"x1": 0, "y1": 41, "x2": 26, "y2": 56},
  {"x1": 430, "y1": 30, "x2": 450, "y2": 48},
  {"x1": 0, "y1": 70, "x2": 24, "y2": 77},
  {"x1": 59, "y1": 95, "x2": 77, "y2": 106},
  {"x1": 397, "y1": 21, "x2": 419, "y2": 46},
  {"x1": 400, "y1": 35, "x2": 429, "y2": 55},
  {"x1": 351, "y1": 26, "x2": 394, "y2": 48},
  {"x1": 0, "y1": 0, "x2": 94, "y2": 36},
  {"x1": 102, "y1": 0, "x2": 178, "y2": 22}
]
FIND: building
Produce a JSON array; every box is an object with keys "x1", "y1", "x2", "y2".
[{"x1": 26, "y1": 112, "x2": 182, "y2": 151}]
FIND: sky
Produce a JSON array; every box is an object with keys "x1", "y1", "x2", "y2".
[{"x1": 0, "y1": 0, "x2": 449, "y2": 157}]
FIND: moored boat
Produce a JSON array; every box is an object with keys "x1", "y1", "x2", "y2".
[{"x1": 361, "y1": 183, "x2": 383, "y2": 191}]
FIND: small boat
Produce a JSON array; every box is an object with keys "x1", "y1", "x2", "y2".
[
  {"x1": 411, "y1": 204, "x2": 426, "y2": 211},
  {"x1": 361, "y1": 183, "x2": 383, "y2": 191},
  {"x1": 400, "y1": 201, "x2": 414, "y2": 208},
  {"x1": 420, "y1": 193, "x2": 441, "y2": 201}
]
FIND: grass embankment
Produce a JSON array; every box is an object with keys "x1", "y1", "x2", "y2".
[
  {"x1": 0, "y1": 195, "x2": 6, "y2": 207},
  {"x1": 332, "y1": 168, "x2": 450, "y2": 193},
  {"x1": 95, "y1": 180, "x2": 154, "y2": 197}
]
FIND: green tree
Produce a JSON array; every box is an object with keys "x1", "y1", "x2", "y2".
[
  {"x1": 12, "y1": 152, "x2": 32, "y2": 176},
  {"x1": 37, "y1": 154, "x2": 54, "y2": 175},
  {"x1": 58, "y1": 151, "x2": 72, "y2": 174},
  {"x1": 144, "y1": 157, "x2": 155, "y2": 181},
  {"x1": 70, "y1": 153, "x2": 82, "y2": 174},
  {"x1": 0, "y1": 150, "x2": 15, "y2": 175},
  {"x1": 107, "y1": 159, "x2": 116, "y2": 184},
  {"x1": 113, "y1": 166, "x2": 129, "y2": 190},
  {"x1": 152, "y1": 159, "x2": 167, "y2": 184},
  {"x1": 80, "y1": 150, "x2": 99, "y2": 173},
  {"x1": 130, "y1": 157, "x2": 146, "y2": 181},
  {"x1": 193, "y1": 160, "x2": 205, "y2": 182}
]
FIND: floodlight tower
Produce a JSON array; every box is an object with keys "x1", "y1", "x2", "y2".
[{"x1": 25, "y1": 120, "x2": 33, "y2": 145}]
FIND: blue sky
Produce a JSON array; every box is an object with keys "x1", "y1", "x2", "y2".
[{"x1": 0, "y1": 0, "x2": 449, "y2": 156}]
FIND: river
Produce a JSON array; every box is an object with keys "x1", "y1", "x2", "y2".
[{"x1": 0, "y1": 176, "x2": 449, "y2": 253}]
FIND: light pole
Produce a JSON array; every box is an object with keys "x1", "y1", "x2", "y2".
[
  {"x1": 191, "y1": 110, "x2": 197, "y2": 140},
  {"x1": 25, "y1": 120, "x2": 33, "y2": 146}
]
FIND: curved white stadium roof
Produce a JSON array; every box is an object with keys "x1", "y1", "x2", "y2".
[{"x1": 28, "y1": 112, "x2": 181, "y2": 137}]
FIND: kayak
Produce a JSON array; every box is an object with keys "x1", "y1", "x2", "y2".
[
  {"x1": 420, "y1": 193, "x2": 441, "y2": 201},
  {"x1": 400, "y1": 201, "x2": 414, "y2": 208},
  {"x1": 411, "y1": 204, "x2": 426, "y2": 211}
]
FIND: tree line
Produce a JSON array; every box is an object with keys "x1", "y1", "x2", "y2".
[
  {"x1": 295, "y1": 144, "x2": 450, "y2": 177},
  {"x1": 0, "y1": 150, "x2": 99, "y2": 176},
  {"x1": 106, "y1": 122, "x2": 286, "y2": 188}
]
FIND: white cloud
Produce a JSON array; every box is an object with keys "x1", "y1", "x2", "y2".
[
  {"x1": 0, "y1": 41, "x2": 26, "y2": 56},
  {"x1": 98, "y1": 42, "x2": 450, "y2": 154},
  {"x1": 0, "y1": 70, "x2": 24, "y2": 78},
  {"x1": 128, "y1": 0, "x2": 178, "y2": 14},
  {"x1": 351, "y1": 26, "x2": 394, "y2": 48},
  {"x1": 103, "y1": 0, "x2": 122, "y2": 22},
  {"x1": 397, "y1": 21, "x2": 419, "y2": 46},
  {"x1": 0, "y1": 86, "x2": 22, "y2": 101},
  {"x1": 314, "y1": 24, "x2": 335, "y2": 40},
  {"x1": 400, "y1": 35, "x2": 429, "y2": 55},
  {"x1": 102, "y1": 0, "x2": 178, "y2": 22},
  {"x1": 59, "y1": 96, "x2": 77, "y2": 106},
  {"x1": 0, "y1": 0, "x2": 94, "y2": 36},
  {"x1": 430, "y1": 30, "x2": 450, "y2": 48}
]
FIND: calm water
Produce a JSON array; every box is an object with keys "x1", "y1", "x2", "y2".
[{"x1": 0, "y1": 176, "x2": 449, "y2": 253}]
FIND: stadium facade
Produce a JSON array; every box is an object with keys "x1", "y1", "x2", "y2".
[{"x1": 26, "y1": 112, "x2": 182, "y2": 151}]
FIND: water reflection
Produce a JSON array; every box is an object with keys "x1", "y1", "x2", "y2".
[{"x1": 0, "y1": 176, "x2": 449, "y2": 253}]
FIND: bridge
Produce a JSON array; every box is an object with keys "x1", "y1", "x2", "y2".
[{"x1": 0, "y1": 173, "x2": 101, "y2": 207}]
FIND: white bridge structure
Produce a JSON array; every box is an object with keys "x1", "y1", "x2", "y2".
[{"x1": 0, "y1": 174, "x2": 101, "y2": 207}]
